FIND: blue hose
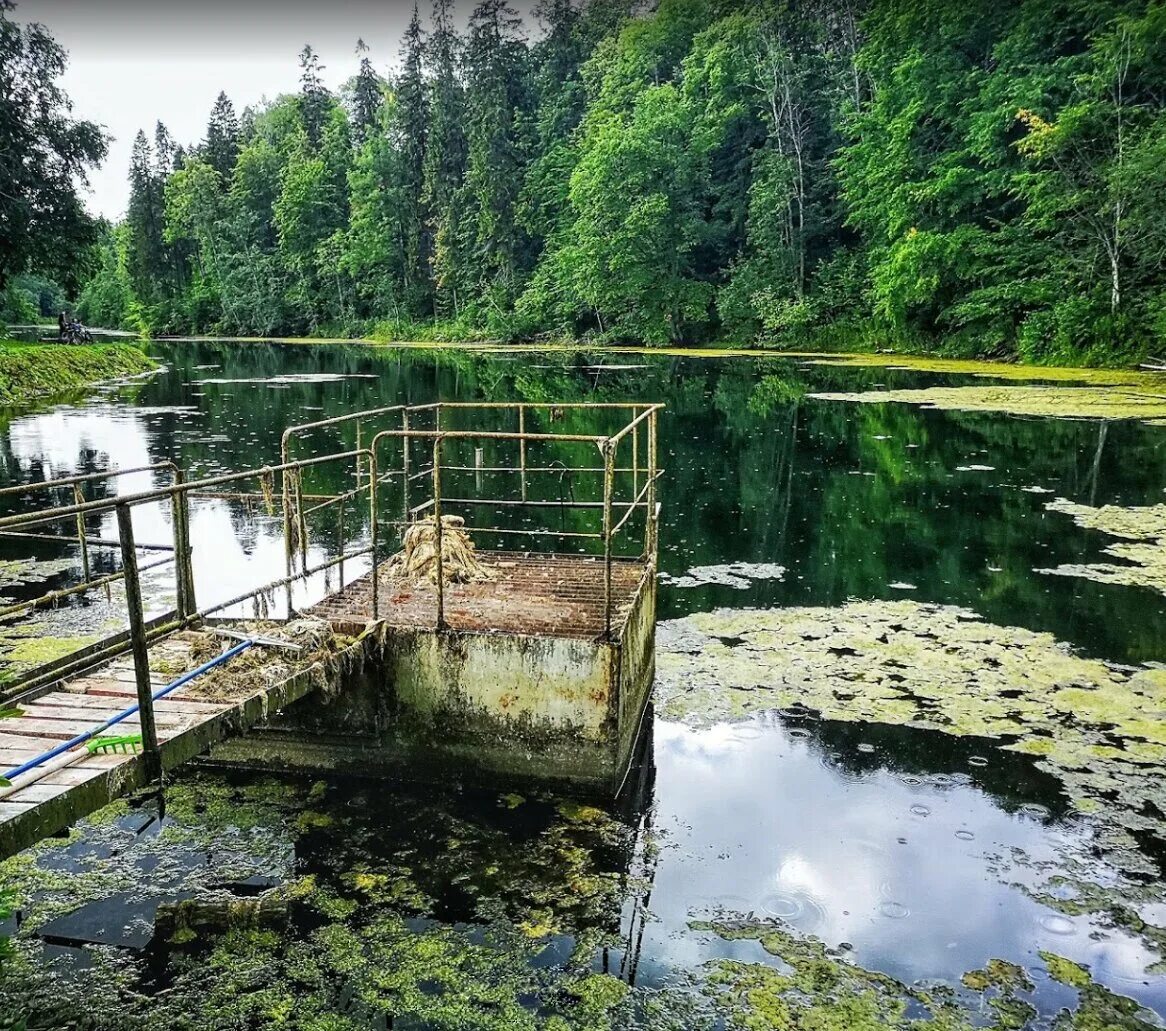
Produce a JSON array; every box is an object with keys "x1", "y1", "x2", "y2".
[{"x1": 2, "y1": 639, "x2": 255, "y2": 783}]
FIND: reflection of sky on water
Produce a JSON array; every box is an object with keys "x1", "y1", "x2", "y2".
[
  {"x1": 625, "y1": 719, "x2": 1166, "y2": 1016},
  {"x1": 3, "y1": 399, "x2": 366, "y2": 620}
]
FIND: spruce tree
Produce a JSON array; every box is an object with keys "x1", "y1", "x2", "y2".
[
  {"x1": 350, "y1": 40, "x2": 382, "y2": 141},
  {"x1": 422, "y1": 0, "x2": 469, "y2": 318},
  {"x1": 464, "y1": 0, "x2": 532, "y2": 302},
  {"x1": 396, "y1": 5, "x2": 432, "y2": 313},
  {"x1": 205, "y1": 91, "x2": 240, "y2": 179},
  {"x1": 299, "y1": 45, "x2": 330, "y2": 149}
]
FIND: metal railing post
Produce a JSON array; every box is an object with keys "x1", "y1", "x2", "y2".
[
  {"x1": 519, "y1": 405, "x2": 527, "y2": 502},
  {"x1": 432, "y1": 436, "x2": 445, "y2": 631},
  {"x1": 337, "y1": 495, "x2": 346, "y2": 591},
  {"x1": 632, "y1": 408, "x2": 639, "y2": 500},
  {"x1": 116, "y1": 503, "x2": 161, "y2": 783},
  {"x1": 171, "y1": 470, "x2": 196, "y2": 618},
  {"x1": 603, "y1": 440, "x2": 615, "y2": 639},
  {"x1": 369, "y1": 449, "x2": 379, "y2": 620},
  {"x1": 402, "y1": 408, "x2": 411, "y2": 524},
  {"x1": 72, "y1": 484, "x2": 91, "y2": 582},
  {"x1": 647, "y1": 409, "x2": 658, "y2": 565}
]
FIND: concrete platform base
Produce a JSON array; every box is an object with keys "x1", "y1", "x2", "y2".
[{"x1": 211, "y1": 556, "x2": 657, "y2": 794}]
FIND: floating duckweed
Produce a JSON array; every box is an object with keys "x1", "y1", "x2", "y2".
[
  {"x1": 696, "y1": 918, "x2": 1158, "y2": 1031},
  {"x1": 1038, "y1": 498, "x2": 1166, "y2": 596},
  {"x1": 804, "y1": 354, "x2": 1166, "y2": 386},
  {"x1": 657, "y1": 601, "x2": 1166, "y2": 874},
  {"x1": 1040, "y1": 952, "x2": 1092, "y2": 989},
  {"x1": 808, "y1": 384, "x2": 1166, "y2": 423}
]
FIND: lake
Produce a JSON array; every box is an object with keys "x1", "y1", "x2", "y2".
[{"x1": 1, "y1": 340, "x2": 1164, "y2": 1029}]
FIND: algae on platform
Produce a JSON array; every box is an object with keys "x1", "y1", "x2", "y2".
[
  {"x1": 656, "y1": 600, "x2": 1166, "y2": 873},
  {"x1": 1038, "y1": 498, "x2": 1166, "y2": 596},
  {"x1": 808, "y1": 384, "x2": 1166, "y2": 423}
]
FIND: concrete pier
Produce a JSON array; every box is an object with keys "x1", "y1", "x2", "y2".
[{"x1": 212, "y1": 552, "x2": 657, "y2": 792}]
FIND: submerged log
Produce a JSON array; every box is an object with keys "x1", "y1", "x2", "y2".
[{"x1": 155, "y1": 891, "x2": 289, "y2": 945}]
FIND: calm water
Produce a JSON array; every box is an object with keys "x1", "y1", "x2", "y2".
[{"x1": 2, "y1": 341, "x2": 1165, "y2": 1026}]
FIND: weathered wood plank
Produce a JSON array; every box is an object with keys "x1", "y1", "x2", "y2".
[
  {"x1": 23, "y1": 703, "x2": 203, "y2": 728},
  {"x1": 31, "y1": 692, "x2": 226, "y2": 716}
]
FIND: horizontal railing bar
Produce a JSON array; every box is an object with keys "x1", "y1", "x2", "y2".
[
  {"x1": 0, "y1": 554, "x2": 175, "y2": 619},
  {"x1": 0, "y1": 462, "x2": 178, "y2": 498},
  {"x1": 424, "y1": 497, "x2": 649, "y2": 509},
  {"x1": 374, "y1": 429, "x2": 605, "y2": 445},
  {"x1": 282, "y1": 406, "x2": 407, "y2": 448},
  {"x1": 433, "y1": 402, "x2": 652, "y2": 410},
  {"x1": 0, "y1": 529, "x2": 174, "y2": 552},
  {"x1": 189, "y1": 490, "x2": 335, "y2": 503},
  {"x1": 379, "y1": 518, "x2": 602, "y2": 540},
  {"x1": 199, "y1": 545, "x2": 374, "y2": 617},
  {"x1": 0, "y1": 449, "x2": 369, "y2": 531},
  {"x1": 439, "y1": 465, "x2": 639, "y2": 475}
]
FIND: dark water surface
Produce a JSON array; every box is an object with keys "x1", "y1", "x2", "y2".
[{"x1": 1, "y1": 341, "x2": 1165, "y2": 1028}]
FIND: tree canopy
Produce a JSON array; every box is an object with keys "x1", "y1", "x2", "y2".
[
  {"x1": 56, "y1": 0, "x2": 1166, "y2": 364},
  {"x1": 0, "y1": 0, "x2": 106, "y2": 296}
]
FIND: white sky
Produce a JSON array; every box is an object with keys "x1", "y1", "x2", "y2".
[{"x1": 15, "y1": 0, "x2": 531, "y2": 221}]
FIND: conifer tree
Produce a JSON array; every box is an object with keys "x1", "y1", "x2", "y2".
[
  {"x1": 205, "y1": 91, "x2": 240, "y2": 179},
  {"x1": 422, "y1": 0, "x2": 469, "y2": 318}
]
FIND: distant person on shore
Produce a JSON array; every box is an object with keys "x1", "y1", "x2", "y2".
[{"x1": 58, "y1": 311, "x2": 67, "y2": 340}]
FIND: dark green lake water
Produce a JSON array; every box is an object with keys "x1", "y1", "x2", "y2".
[{"x1": 1, "y1": 341, "x2": 1164, "y2": 1029}]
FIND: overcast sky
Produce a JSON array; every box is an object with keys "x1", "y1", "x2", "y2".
[{"x1": 16, "y1": 0, "x2": 532, "y2": 221}]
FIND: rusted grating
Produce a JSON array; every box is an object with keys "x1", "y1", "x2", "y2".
[{"x1": 311, "y1": 551, "x2": 648, "y2": 641}]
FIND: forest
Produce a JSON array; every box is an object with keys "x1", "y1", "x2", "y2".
[{"x1": 4, "y1": 0, "x2": 1166, "y2": 363}]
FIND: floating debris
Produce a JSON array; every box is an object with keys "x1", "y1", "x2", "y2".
[{"x1": 383, "y1": 515, "x2": 495, "y2": 585}]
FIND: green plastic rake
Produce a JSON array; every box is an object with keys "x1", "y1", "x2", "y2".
[{"x1": 86, "y1": 733, "x2": 143, "y2": 755}]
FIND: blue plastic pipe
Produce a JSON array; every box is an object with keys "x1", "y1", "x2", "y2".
[{"x1": 2, "y1": 639, "x2": 255, "y2": 783}]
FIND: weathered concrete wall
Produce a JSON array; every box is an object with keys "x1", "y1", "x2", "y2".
[{"x1": 213, "y1": 570, "x2": 658, "y2": 795}]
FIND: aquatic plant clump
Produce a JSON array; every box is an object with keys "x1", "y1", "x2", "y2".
[
  {"x1": 1039, "y1": 498, "x2": 1166, "y2": 596},
  {"x1": 383, "y1": 514, "x2": 495, "y2": 584},
  {"x1": 659, "y1": 562, "x2": 785, "y2": 589},
  {"x1": 695, "y1": 918, "x2": 1162, "y2": 1031},
  {"x1": 807, "y1": 385, "x2": 1166, "y2": 423},
  {"x1": 656, "y1": 600, "x2": 1166, "y2": 872}
]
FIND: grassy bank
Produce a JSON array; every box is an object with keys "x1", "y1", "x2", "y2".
[{"x1": 0, "y1": 342, "x2": 157, "y2": 406}]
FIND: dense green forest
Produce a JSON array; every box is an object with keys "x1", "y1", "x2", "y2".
[{"x1": 4, "y1": 0, "x2": 1166, "y2": 363}]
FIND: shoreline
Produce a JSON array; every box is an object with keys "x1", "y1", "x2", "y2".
[
  {"x1": 147, "y1": 335, "x2": 1166, "y2": 388},
  {"x1": 0, "y1": 342, "x2": 158, "y2": 407}
]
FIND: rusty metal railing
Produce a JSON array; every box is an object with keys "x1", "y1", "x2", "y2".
[
  {"x1": 0, "y1": 449, "x2": 375, "y2": 778},
  {"x1": 360, "y1": 402, "x2": 664, "y2": 638}
]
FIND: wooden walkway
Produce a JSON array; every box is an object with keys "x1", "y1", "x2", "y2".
[{"x1": 0, "y1": 629, "x2": 344, "y2": 859}]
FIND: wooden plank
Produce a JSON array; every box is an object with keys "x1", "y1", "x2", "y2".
[
  {"x1": 73, "y1": 681, "x2": 206, "y2": 702},
  {"x1": 0, "y1": 718, "x2": 185, "y2": 741},
  {"x1": 23, "y1": 703, "x2": 205, "y2": 728},
  {"x1": 31, "y1": 691, "x2": 226, "y2": 716},
  {"x1": 0, "y1": 801, "x2": 36, "y2": 821}
]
